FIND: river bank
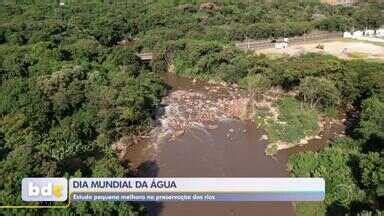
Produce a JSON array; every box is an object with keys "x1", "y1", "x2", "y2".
[{"x1": 117, "y1": 73, "x2": 345, "y2": 216}]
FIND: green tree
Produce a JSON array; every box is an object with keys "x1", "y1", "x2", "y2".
[
  {"x1": 357, "y1": 94, "x2": 384, "y2": 145},
  {"x1": 89, "y1": 15, "x2": 133, "y2": 46},
  {"x1": 353, "y1": 5, "x2": 384, "y2": 30},
  {"x1": 239, "y1": 73, "x2": 271, "y2": 98},
  {"x1": 359, "y1": 152, "x2": 384, "y2": 201},
  {"x1": 299, "y1": 76, "x2": 341, "y2": 109}
]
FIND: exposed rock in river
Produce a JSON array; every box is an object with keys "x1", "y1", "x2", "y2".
[{"x1": 154, "y1": 82, "x2": 254, "y2": 140}]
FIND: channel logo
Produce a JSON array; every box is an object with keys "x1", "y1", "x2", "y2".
[{"x1": 22, "y1": 178, "x2": 68, "y2": 202}]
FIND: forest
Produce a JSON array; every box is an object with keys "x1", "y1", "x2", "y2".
[{"x1": 0, "y1": 0, "x2": 383, "y2": 215}]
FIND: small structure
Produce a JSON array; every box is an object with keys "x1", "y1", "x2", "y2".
[
  {"x1": 136, "y1": 53, "x2": 153, "y2": 61},
  {"x1": 343, "y1": 32, "x2": 353, "y2": 38},
  {"x1": 274, "y1": 38, "x2": 289, "y2": 49},
  {"x1": 353, "y1": 31, "x2": 363, "y2": 37},
  {"x1": 321, "y1": 0, "x2": 359, "y2": 6},
  {"x1": 364, "y1": 30, "x2": 375, "y2": 36},
  {"x1": 316, "y1": 44, "x2": 325, "y2": 50}
]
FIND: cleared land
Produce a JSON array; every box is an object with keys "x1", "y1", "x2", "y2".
[{"x1": 255, "y1": 41, "x2": 384, "y2": 60}]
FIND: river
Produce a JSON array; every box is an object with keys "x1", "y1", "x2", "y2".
[{"x1": 124, "y1": 73, "x2": 345, "y2": 216}]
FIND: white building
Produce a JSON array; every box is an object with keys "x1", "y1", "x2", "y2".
[
  {"x1": 274, "y1": 38, "x2": 289, "y2": 49},
  {"x1": 321, "y1": 0, "x2": 359, "y2": 6},
  {"x1": 344, "y1": 28, "x2": 384, "y2": 42},
  {"x1": 364, "y1": 30, "x2": 375, "y2": 36},
  {"x1": 343, "y1": 32, "x2": 353, "y2": 38},
  {"x1": 376, "y1": 29, "x2": 384, "y2": 37},
  {"x1": 353, "y1": 31, "x2": 363, "y2": 37}
]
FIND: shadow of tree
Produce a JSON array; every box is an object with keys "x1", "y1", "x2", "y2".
[
  {"x1": 0, "y1": 133, "x2": 10, "y2": 160},
  {"x1": 130, "y1": 160, "x2": 163, "y2": 216},
  {"x1": 362, "y1": 134, "x2": 384, "y2": 153},
  {"x1": 135, "y1": 160, "x2": 159, "y2": 177},
  {"x1": 347, "y1": 154, "x2": 363, "y2": 188},
  {"x1": 348, "y1": 200, "x2": 372, "y2": 215},
  {"x1": 344, "y1": 110, "x2": 360, "y2": 138},
  {"x1": 326, "y1": 201, "x2": 348, "y2": 216}
]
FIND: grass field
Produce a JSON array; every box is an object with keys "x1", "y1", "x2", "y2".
[{"x1": 257, "y1": 97, "x2": 320, "y2": 155}]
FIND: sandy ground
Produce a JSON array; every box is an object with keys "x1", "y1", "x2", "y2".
[{"x1": 256, "y1": 40, "x2": 384, "y2": 60}]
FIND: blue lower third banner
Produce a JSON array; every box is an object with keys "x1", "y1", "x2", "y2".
[{"x1": 69, "y1": 178, "x2": 325, "y2": 202}]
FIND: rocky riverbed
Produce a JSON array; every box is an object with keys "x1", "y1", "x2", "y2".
[
  {"x1": 114, "y1": 73, "x2": 345, "y2": 159},
  {"x1": 115, "y1": 73, "x2": 346, "y2": 216}
]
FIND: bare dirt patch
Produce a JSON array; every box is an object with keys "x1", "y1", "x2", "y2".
[{"x1": 256, "y1": 41, "x2": 384, "y2": 60}]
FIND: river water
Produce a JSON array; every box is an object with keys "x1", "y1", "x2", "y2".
[{"x1": 124, "y1": 73, "x2": 345, "y2": 216}]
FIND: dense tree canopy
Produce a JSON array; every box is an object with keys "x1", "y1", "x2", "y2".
[
  {"x1": 0, "y1": 1, "x2": 168, "y2": 215},
  {"x1": 0, "y1": 0, "x2": 384, "y2": 215},
  {"x1": 299, "y1": 76, "x2": 341, "y2": 109},
  {"x1": 290, "y1": 93, "x2": 384, "y2": 215}
]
